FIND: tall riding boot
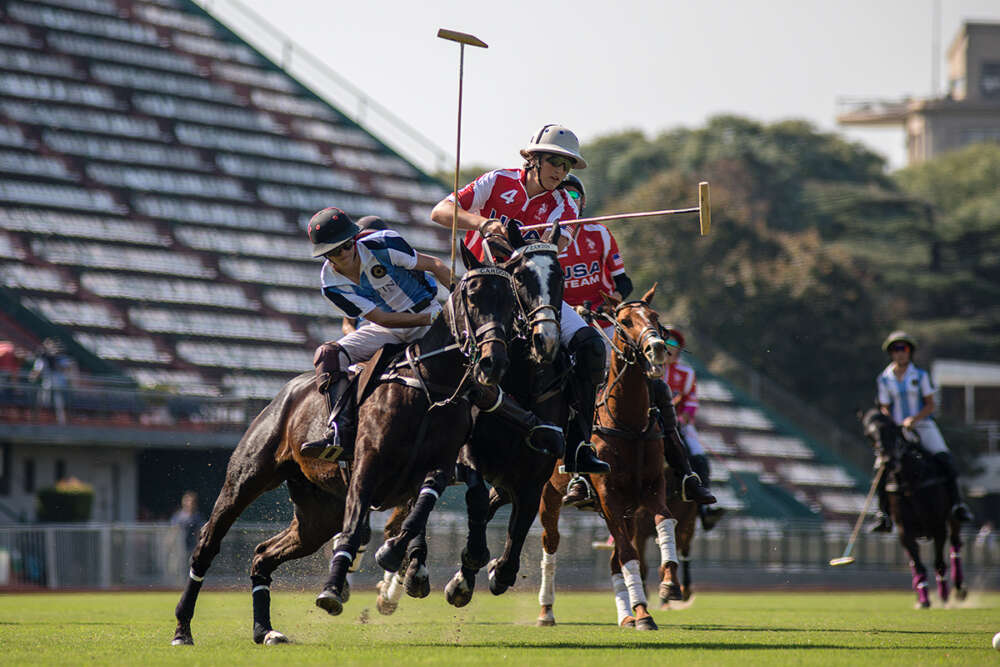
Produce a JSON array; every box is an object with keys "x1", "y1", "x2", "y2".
[
  {"x1": 563, "y1": 381, "x2": 611, "y2": 475},
  {"x1": 690, "y1": 454, "x2": 726, "y2": 530},
  {"x1": 471, "y1": 385, "x2": 564, "y2": 458},
  {"x1": 933, "y1": 452, "x2": 973, "y2": 522},
  {"x1": 301, "y1": 375, "x2": 351, "y2": 460},
  {"x1": 650, "y1": 379, "x2": 715, "y2": 505}
]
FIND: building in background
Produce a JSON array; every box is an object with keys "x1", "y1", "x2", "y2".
[{"x1": 838, "y1": 21, "x2": 1000, "y2": 164}]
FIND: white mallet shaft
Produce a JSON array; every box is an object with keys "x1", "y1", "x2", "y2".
[
  {"x1": 829, "y1": 464, "x2": 885, "y2": 567},
  {"x1": 519, "y1": 182, "x2": 711, "y2": 235},
  {"x1": 438, "y1": 28, "x2": 487, "y2": 284}
]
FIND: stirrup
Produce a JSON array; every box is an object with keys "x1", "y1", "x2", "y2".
[{"x1": 300, "y1": 425, "x2": 343, "y2": 461}]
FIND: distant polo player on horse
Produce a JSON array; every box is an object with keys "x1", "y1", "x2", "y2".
[
  {"x1": 300, "y1": 207, "x2": 557, "y2": 460},
  {"x1": 869, "y1": 330, "x2": 972, "y2": 533},
  {"x1": 430, "y1": 124, "x2": 609, "y2": 476}
]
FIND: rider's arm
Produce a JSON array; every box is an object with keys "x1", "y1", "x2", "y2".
[
  {"x1": 430, "y1": 198, "x2": 489, "y2": 233},
  {"x1": 413, "y1": 252, "x2": 451, "y2": 288},
  {"x1": 364, "y1": 308, "x2": 434, "y2": 328}
]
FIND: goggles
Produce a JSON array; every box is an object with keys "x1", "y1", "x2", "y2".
[
  {"x1": 325, "y1": 238, "x2": 355, "y2": 257},
  {"x1": 665, "y1": 338, "x2": 681, "y2": 349},
  {"x1": 566, "y1": 188, "x2": 582, "y2": 201},
  {"x1": 543, "y1": 154, "x2": 575, "y2": 171},
  {"x1": 888, "y1": 343, "x2": 909, "y2": 352}
]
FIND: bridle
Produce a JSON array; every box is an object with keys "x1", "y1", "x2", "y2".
[
  {"x1": 388, "y1": 266, "x2": 515, "y2": 409},
  {"x1": 504, "y1": 242, "x2": 562, "y2": 340},
  {"x1": 598, "y1": 300, "x2": 664, "y2": 375}
]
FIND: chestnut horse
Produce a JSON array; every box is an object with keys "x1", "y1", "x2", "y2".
[
  {"x1": 536, "y1": 287, "x2": 678, "y2": 630},
  {"x1": 860, "y1": 408, "x2": 967, "y2": 607}
]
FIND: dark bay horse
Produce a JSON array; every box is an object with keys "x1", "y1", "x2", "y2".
[
  {"x1": 374, "y1": 222, "x2": 571, "y2": 613},
  {"x1": 861, "y1": 408, "x2": 967, "y2": 607},
  {"x1": 537, "y1": 287, "x2": 676, "y2": 630},
  {"x1": 313, "y1": 246, "x2": 520, "y2": 615}
]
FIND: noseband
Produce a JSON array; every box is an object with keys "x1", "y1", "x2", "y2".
[
  {"x1": 604, "y1": 300, "x2": 664, "y2": 366},
  {"x1": 446, "y1": 266, "x2": 514, "y2": 362}
]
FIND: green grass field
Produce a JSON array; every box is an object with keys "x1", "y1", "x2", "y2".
[{"x1": 0, "y1": 589, "x2": 997, "y2": 665}]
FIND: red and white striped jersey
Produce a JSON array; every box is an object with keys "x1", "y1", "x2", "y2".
[
  {"x1": 558, "y1": 223, "x2": 625, "y2": 308},
  {"x1": 666, "y1": 362, "x2": 698, "y2": 418},
  {"x1": 450, "y1": 168, "x2": 580, "y2": 260}
]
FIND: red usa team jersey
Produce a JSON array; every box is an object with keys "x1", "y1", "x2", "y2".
[
  {"x1": 666, "y1": 362, "x2": 698, "y2": 418},
  {"x1": 558, "y1": 223, "x2": 625, "y2": 308},
  {"x1": 451, "y1": 168, "x2": 580, "y2": 260}
]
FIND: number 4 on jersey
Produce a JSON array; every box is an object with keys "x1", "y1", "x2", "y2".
[{"x1": 499, "y1": 189, "x2": 518, "y2": 204}]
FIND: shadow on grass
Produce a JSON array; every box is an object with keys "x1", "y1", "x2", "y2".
[{"x1": 402, "y1": 641, "x2": 976, "y2": 651}]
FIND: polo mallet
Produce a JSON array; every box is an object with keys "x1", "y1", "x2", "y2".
[
  {"x1": 829, "y1": 463, "x2": 885, "y2": 567},
  {"x1": 437, "y1": 28, "x2": 487, "y2": 284},
  {"x1": 520, "y1": 181, "x2": 712, "y2": 236}
]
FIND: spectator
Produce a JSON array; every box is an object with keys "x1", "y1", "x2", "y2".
[
  {"x1": 28, "y1": 338, "x2": 72, "y2": 424},
  {"x1": 170, "y1": 491, "x2": 205, "y2": 552}
]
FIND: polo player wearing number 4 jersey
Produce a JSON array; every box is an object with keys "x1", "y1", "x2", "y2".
[{"x1": 300, "y1": 207, "x2": 561, "y2": 461}]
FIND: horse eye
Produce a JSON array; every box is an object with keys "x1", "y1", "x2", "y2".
[{"x1": 621, "y1": 316, "x2": 632, "y2": 328}]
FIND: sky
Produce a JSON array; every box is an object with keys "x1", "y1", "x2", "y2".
[{"x1": 208, "y1": 0, "x2": 1000, "y2": 175}]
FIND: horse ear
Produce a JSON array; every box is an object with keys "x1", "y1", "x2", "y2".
[
  {"x1": 506, "y1": 219, "x2": 526, "y2": 249},
  {"x1": 542, "y1": 220, "x2": 562, "y2": 246},
  {"x1": 642, "y1": 282, "x2": 658, "y2": 304},
  {"x1": 601, "y1": 290, "x2": 620, "y2": 311},
  {"x1": 460, "y1": 243, "x2": 483, "y2": 271}
]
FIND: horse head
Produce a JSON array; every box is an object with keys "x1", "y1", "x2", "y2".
[
  {"x1": 499, "y1": 219, "x2": 563, "y2": 363},
  {"x1": 602, "y1": 284, "x2": 668, "y2": 378},
  {"x1": 860, "y1": 407, "x2": 902, "y2": 462},
  {"x1": 455, "y1": 244, "x2": 516, "y2": 387}
]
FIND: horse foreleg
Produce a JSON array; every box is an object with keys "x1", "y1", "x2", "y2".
[
  {"x1": 932, "y1": 526, "x2": 950, "y2": 603},
  {"x1": 316, "y1": 454, "x2": 378, "y2": 616},
  {"x1": 609, "y1": 550, "x2": 634, "y2": 628},
  {"x1": 375, "y1": 469, "x2": 449, "y2": 573},
  {"x1": 446, "y1": 468, "x2": 490, "y2": 608},
  {"x1": 489, "y1": 487, "x2": 541, "y2": 596},
  {"x1": 402, "y1": 529, "x2": 430, "y2": 598},
  {"x1": 600, "y1": 493, "x2": 656, "y2": 630},
  {"x1": 173, "y1": 450, "x2": 281, "y2": 645},
  {"x1": 249, "y1": 480, "x2": 342, "y2": 644},
  {"x1": 949, "y1": 518, "x2": 967, "y2": 600}
]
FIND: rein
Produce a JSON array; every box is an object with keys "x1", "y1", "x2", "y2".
[{"x1": 384, "y1": 267, "x2": 513, "y2": 410}]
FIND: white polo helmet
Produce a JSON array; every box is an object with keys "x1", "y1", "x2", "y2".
[{"x1": 519, "y1": 124, "x2": 587, "y2": 169}]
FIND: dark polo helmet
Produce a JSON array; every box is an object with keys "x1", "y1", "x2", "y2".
[
  {"x1": 882, "y1": 330, "x2": 916, "y2": 354},
  {"x1": 308, "y1": 207, "x2": 360, "y2": 257},
  {"x1": 561, "y1": 173, "x2": 586, "y2": 198},
  {"x1": 356, "y1": 215, "x2": 388, "y2": 231}
]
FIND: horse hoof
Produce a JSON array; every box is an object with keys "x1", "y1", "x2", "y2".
[
  {"x1": 404, "y1": 561, "x2": 430, "y2": 599},
  {"x1": 635, "y1": 616, "x2": 658, "y2": 631},
  {"x1": 659, "y1": 581, "x2": 683, "y2": 602},
  {"x1": 171, "y1": 635, "x2": 193, "y2": 646},
  {"x1": 263, "y1": 630, "x2": 289, "y2": 645},
  {"x1": 955, "y1": 585, "x2": 968, "y2": 601},
  {"x1": 620, "y1": 617, "x2": 636, "y2": 628},
  {"x1": 445, "y1": 572, "x2": 474, "y2": 608},
  {"x1": 487, "y1": 558, "x2": 513, "y2": 596},
  {"x1": 375, "y1": 541, "x2": 404, "y2": 573},
  {"x1": 315, "y1": 589, "x2": 344, "y2": 616},
  {"x1": 536, "y1": 609, "x2": 556, "y2": 627}
]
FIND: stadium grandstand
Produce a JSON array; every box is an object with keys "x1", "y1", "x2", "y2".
[{"x1": 0, "y1": 0, "x2": 870, "y2": 535}]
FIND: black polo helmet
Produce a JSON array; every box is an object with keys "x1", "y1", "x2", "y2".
[
  {"x1": 561, "y1": 173, "x2": 586, "y2": 199},
  {"x1": 356, "y1": 215, "x2": 388, "y2": 231},
  {"x1": 308, "y1": 207, "x2": 360, "y2": 257}
]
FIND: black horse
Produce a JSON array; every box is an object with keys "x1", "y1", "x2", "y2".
[
  {"x1": 373, "y1": 222, "x2": 570, "y2": 612},
  {"x1": 860, "y1": 408, "x2": 967, "y2": 607},
  {"x1": 312, "y1": 244, "x2": 529, "y2": 615}
]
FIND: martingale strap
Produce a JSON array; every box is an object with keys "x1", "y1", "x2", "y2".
[{"x1": 594, "y1": 416, "x2": 662, "y2": 441}]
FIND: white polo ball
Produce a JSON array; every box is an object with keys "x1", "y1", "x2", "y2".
[{"x1": 993, "y1": 631, "x2": 1000, "y2": 650}]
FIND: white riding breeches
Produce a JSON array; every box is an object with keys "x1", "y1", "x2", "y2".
[
  {"x1": 336, "y1": 307, "x2": 439, "y2": 366},
  {"x1": 560, "y1": 301, "x2": 588, "y2": 347},
  {"x1": 681, "y1": 423, "x2": 704, "y2": 456},
  {"x1": 912, "y1": 419, "x2": 948, "y2": 455}
]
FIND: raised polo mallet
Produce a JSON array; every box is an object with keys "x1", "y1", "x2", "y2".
[
  {"x1": 829, "y1": 463, "x2": 885, "y2": 567},
  {"x1": 437, "y1": 28, "x2": 488, "y2": 283},
  {"x1": 520, "y1": 181, "x2": 712, "y2": 236}
]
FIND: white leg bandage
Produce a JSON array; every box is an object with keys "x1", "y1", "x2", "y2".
[
  {"x1": 611, "y1": 572, "x2": 631, "y2": 626},
  {"x1": 655, "y1": 518, "x2": 679, "y2": 566},
  {"x1": 539, "y1": 550, "x2": 557, "y2": 606},
  {"x1": 621, "y1": 559, "x2": 646, "y2": 611},
  {"x1": 384, "y1": 570, "x2": 405, "y2": 604}
]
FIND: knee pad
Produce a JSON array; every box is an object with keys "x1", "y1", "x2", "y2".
[
  {"x1": 568, "y1": 327, "x2": 606, "y2": 385},
  {"x1": 313, "y1": 342, "x2": 348, "y2": 391}
]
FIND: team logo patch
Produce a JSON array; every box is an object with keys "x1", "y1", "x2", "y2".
[{"x1": 371, "y1": 265, "x2": 387, "y2": 279}]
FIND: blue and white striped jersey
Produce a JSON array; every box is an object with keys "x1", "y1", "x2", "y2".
[
  {"x1": 320, "y1": 230, "x2": 437, "y2": 319},
  {"x1": 877, "y1": 363, "x2": 935, "y2": 423}
]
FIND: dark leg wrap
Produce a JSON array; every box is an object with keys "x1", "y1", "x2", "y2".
[
  {"x1": 251, "y1": 574, "x2": 272, "y2": 642},
  {"x1": 471, "y1": 386, "x2": 563, "y2": 458}
]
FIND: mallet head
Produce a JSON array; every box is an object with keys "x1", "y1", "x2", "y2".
[
  {"x1": 698, "y1": 181, "x2": 711, "y2": 236},
  {"x1": 829, "y1": 556, "x2": 856, "y2": 567},
  {"x1": 437, "y1": 29, "x2": 488, "y2": 48}
]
